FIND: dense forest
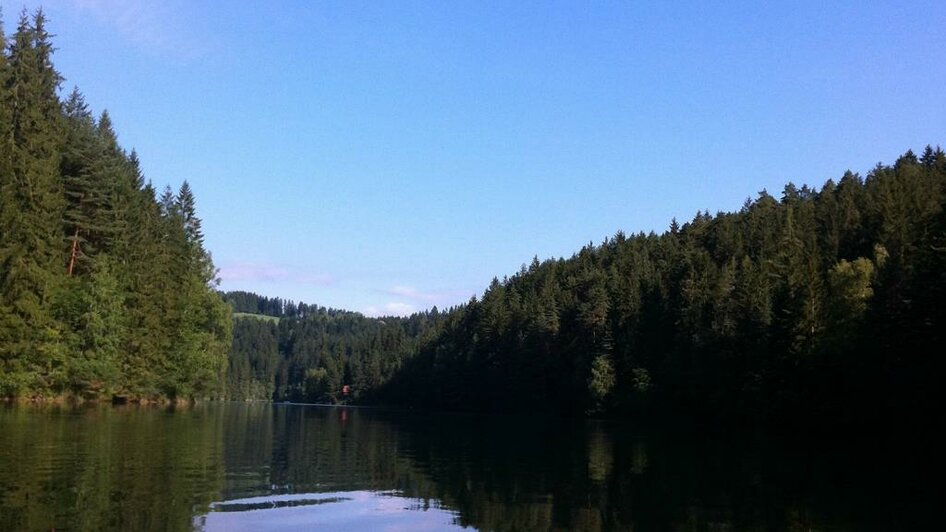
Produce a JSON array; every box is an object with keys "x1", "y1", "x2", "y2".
[
  {"x1": 227, "y1": 146, "x2": 945, "y2": 426},
  {"x1": 380, "y1": 147, "x2": 946, "y2": 423},
  {"x1": 386, "y1": 147, "x2": 946, "y2": 424},
  {"x1": 223, "y1": 291, "x2": 439, "y2": 402},
  {"x1": 0, "y1": 11, "x2": 231, "y2": 401},
  {"x1": 3, "y1": 11, "x2": 943, "y2": 425}
]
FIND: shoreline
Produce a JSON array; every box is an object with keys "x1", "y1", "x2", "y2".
[{"x1": 1, "y1": 395, "x2": 198, "y2": 407}]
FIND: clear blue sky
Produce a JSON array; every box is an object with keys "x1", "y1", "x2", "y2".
[{"x1": 4, "y1": 1, "x2": 945, "y2": 315}]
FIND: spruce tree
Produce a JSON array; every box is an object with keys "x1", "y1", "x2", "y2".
[
  {"x1": 0, "y1": 12, "x2": 232, "y2": 400},
  {"x1": 0, "y1": 10, "x2": 66, "y2": 395}
]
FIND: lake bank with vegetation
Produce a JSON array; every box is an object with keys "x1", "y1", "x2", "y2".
[
  {"x1": 0, "y1": 11, "x2": 231, "y2": 404},
  {"x1": 2, "y1": 11, "x2": 944, "y2": 432}
]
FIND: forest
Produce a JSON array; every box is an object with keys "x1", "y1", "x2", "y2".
[
  {"x1": 0, "y1": 11, "x2": 231, "y2": 401},
  {"x1": 227, "y1": 144, "x2": 946, "y2": 425},
  {"x1": 3, "y1": 11, "x2": 944, "y2": 425},
  {"x1": 224, "y1": 291, "x2": 440, "y2": 402},
  {"x1": 379, "y1": 146, "x2": 946, "y2": 424}
]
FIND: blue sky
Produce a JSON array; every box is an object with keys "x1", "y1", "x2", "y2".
[{"x1": 3, "y1": 1, "x2": 944, "y2": 315}]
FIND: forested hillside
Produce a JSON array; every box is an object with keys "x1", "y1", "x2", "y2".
[
  {"x1": 227, "y1": 147, "x2": 946, "y2": 426},
  {"x1": 380, "y1": 147, "x2": 946, "y2": 423},
  {"x1": 6, "y1": 10, "x2": 940, "y2": 424},
  {"x1": 222, "y1": 291, "x2": 441, "y2": 402},
  {"x1": 0, "y1": 11, "x2": 230, "y2": 401}
]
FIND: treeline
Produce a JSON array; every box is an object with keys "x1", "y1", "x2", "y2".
[
  {"x1": 223, "y1": 290, "x2": 314, "y2": 319},
  {"x1": 0, "y1": 11, "x2": 230, "y2": 401},
  {"x1": 230, "y1": 147, "x2": 946, "y2": 425},
  {"x1": 379, "y1": 147, "x2": 946, "y2": 423},
  {"x1": 223, "y1": 290, "x2": 442, "y2": 401}
]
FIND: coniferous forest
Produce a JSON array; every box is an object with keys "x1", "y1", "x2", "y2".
[
  {"x1": 3, "y1": 11, "x2": 945, "y2": 427},
  {"x1": 0, "y1": 12, "x2": 231, "y2": 401},
  {"x1": 226, "y1": 146, "x2": 946, "y2": 426},
  {"x1": 379, "y1": 148, "x2": 946, "y2": 425},
  {"x1": 224, "y1": 291, "x2": 435, "y2": 403}
]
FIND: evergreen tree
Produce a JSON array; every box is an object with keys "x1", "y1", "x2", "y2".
[
  {"x1": 0, "y1": 13, "x2": 232, "y2": 401},
  {"x1": 0, "y1": 10, "x2": 66, "y2": 395}
]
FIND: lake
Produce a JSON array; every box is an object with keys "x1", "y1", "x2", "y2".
[{"x1": 0, "y1": 403, "x2": 936, "y2": 531}]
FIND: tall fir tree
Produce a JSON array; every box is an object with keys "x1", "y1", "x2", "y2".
[
  {"x1": 0, "y1": 12, "x2": 232, "y2": 400},
  {"x1": 0, "y1": 10, "x2": 66, "y2": 395}
]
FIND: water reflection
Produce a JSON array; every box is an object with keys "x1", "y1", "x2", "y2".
[
  {"x1": 197, "y1": 491, "x2": 466, "y2": 531},
  {"x1": 0, "y1": 404, "x2": 224, "y2": 531},
  {"x1": 0, "y1": 403, "x2": 937, "y2": 531}
]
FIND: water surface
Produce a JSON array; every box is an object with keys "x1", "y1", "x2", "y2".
[{"x1": 0, "y1": 403, "x2": 935, "y2": 530}]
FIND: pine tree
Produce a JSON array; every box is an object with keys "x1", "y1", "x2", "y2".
[
  {"x1": 61, "y1": 87, "x2": 100, "y2": 275},
  {"x1": 0, "y1": 12, "x2": 232, "y2": 400},
  {"x1": 177, "y1": 180, "x2": 204, "y2": 247},
  {"x1": 0, "y1": 10, "x2": 67, "y2": 395},
  {"x1": 0, "y1": 7, "x2": 10, "y2": 233}
]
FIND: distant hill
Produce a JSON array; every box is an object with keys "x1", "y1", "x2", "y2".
[{"x1": 232, "y1": 312, "x2": 280, "y2": 323}]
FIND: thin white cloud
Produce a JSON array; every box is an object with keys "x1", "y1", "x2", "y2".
[
  {"x1": 364, "y1": 302, "x2": 416, "y2": 318},
  {"x1": 218, "y1": 262, "x2": 334, "y2": 286},
  {"x1": 68, "y1": 0, "x2": 209, "y2": 58},
  {"x1": 362, "y1": 285, "x2": 476, "y2": 317},
  {"x1": 383, "y1": 285, "x2": 472, "y2": 306},
  {"x1": 387, "y1": 285, "x2": 442, "y2": 302}
]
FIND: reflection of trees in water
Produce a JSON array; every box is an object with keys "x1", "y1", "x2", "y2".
[
  {"x1": 629, "y1": 441, "x2": 648, "y2": 475},
  {"x1": 0, "y1": 404, "x2": 225, "y2": 531},
  {"x1": 1, "y1": 405, "x2": 936, "y2": 531},
  {"x1": 587, "y1": 430, "x2": 614, "y2": 482},
  {"x1": 223, "y1": 406, "x2": 937, "y2": 531}
]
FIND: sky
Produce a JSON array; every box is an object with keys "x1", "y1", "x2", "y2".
[{"x1": 2, "y1": 1, "x2": 945, "y2": 316}]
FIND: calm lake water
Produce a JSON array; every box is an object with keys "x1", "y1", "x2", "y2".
[{"x1": 0, "y1": 402, "x2": 936, "y2": 531}]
